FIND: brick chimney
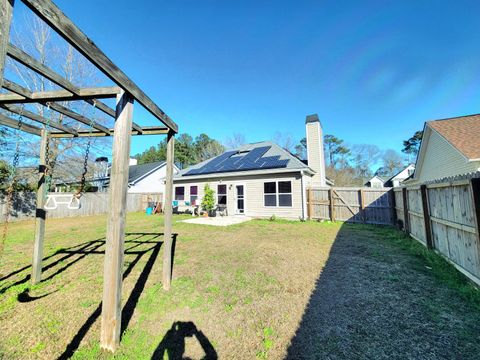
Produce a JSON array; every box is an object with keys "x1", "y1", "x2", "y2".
[{"x1": 305, "y1": 114, "x2": 326, "y2": 186}]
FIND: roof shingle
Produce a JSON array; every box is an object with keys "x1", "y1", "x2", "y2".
[{"x1": 428, "y1": 114, "x2": 480, "y2": 160}]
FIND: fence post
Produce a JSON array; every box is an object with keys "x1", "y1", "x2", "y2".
[
  {"x1": 307, "y1": 187, "x2": 312, "y2": 220},
  {"x1": 470, "y1": 178, "x2": 480, "y2": 242},
  {"x1": 420, "y1": 185, "x2": 433, "y2": 249},
  {"x1": 391, "y1": 189, "x2": 398, "y2": 227},
  {"x1": 329, "y1": 188, "x2": 335, "y2": 222},
  {"x1": 402, "y1": 187, "x2": 409, "y2": 234},
  {"x1": 359, "y1": 189, "x2": 365, "y2": 223}
]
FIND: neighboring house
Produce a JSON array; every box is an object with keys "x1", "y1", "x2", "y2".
[
  {"x1": 413, "y1": 114, "x2": 480, "y2": 183},
  {"x1": 54, "y1": 159, "x2": 179, "y2": 194},
  {"x1": 383, "y1": 164, "x2": 415, "y2": 187},
  {"x1": 173, "y1": 114, "x2": 332, "y2": 220},
  {"x1": 126, "y1": 160, "x2": 179, "y2": 194},
  {"x1": 364, "y1": 175, "x2": 385, "y2": 188}
]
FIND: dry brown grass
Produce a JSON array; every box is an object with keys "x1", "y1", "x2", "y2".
[{"x1": 0, "y1": 214, "x2": 479, "y2": 359}]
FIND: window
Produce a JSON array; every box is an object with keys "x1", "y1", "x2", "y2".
[
  {"x1": 217, "y1": 184, "x2": 227, "y2": 205},
  {"x1": 264, "y1": 181, "x2": 292, "y2": 207},
  {"x1": 175, "y1": 186, "x2": 184, "y2": 201},
  {"x1": 278, "y1": 181, "x2": 292, "y2": 206},
  {"x1": 190, "y1": 186, "x2": 198, "y2": 205},
  {"x1": 264, "y1": 182, "x2": 277, "y2": 207}
]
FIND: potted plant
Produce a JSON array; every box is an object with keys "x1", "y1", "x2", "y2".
[{"x1": 201, "y1": 183, "x2": 216, "y2": 217}]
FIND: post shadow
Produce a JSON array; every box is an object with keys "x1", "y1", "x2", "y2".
[
  {"x1": 58, "y1": 233, "x2": 176, "y2": 359},
  {"x1": 151, "y1": 321, "x2": 217, "y2": 360}
]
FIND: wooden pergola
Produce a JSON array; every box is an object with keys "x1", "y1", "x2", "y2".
[{"x1": 0, "y1": 0, "x2": 177, "y2": 352}]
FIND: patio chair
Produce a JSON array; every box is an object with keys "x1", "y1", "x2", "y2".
[{"x1": 216, "y1": 204, "x2": 228, "y2": 217}]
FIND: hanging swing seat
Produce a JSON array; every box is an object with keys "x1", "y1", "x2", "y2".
[{"x1": 44, "y1": 194, "x2": 82, "y2": 210}]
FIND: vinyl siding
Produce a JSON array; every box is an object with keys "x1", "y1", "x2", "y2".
[
  {"x1": 306, "y1": 122, "x2": 326, "y2": 186},
  {"x1": 173, "y1": 172, "x2": 305, "y2": 219},
  {"x1": 418, "y1": 129, "x2": 480, "y2": 182}
]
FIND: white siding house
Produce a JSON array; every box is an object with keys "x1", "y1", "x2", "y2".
[
  {"x1": 413, "y1": 114, "x2": 480, "y2": 183},
  {"x1": 173, "y1": 114, "x2": 331, "y2": 220},
  {"x1": 127, "y1": 161, "x2": 179, "y2": 194}
]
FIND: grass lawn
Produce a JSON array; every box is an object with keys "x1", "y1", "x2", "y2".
[{"x1": 1, "y1": 213, "x2": 479, "y2": 359}]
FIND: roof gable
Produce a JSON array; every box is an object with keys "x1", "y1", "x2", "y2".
[
  {"x1": 427, "y1": 114, "x2": 480, "y2": 160},
  {"x1": 128, "y1": 161, "x2": 166, "y2": 184}
]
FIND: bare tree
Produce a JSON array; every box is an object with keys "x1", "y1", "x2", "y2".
[
  {"x1": 2, "y1": 13, "x2": 111, "y2": 187},
  {"x1": 272, "y1": 131, "x2": 296, "y2": 153},
  {"x1": 224, "y1": 133, "x2": 246, "y2": 149},
  {"x1": 351, "y1": 144, "x2": 381, "y2": 179}
]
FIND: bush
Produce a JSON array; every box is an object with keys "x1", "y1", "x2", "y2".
[{"x1": 201, "y1": 183, "x2": 216, "y2": 212}]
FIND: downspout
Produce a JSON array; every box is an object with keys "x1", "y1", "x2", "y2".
[{"x1": 300, "y1": 170, "x2": 306, "y2": 220}]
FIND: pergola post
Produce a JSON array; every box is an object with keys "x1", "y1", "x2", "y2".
[
  {"x1": 100, "y1": 90, "x2": 133, "y2": 352},
  {"x1": 163, "y1": 130, "x2": 175, "y2": 290},
  {"x1": 31, "y1": 129, "x2": 47, "y2": 284},
  {"x1": 0, "y1": 0, "x2": 14, "y2": 87}
]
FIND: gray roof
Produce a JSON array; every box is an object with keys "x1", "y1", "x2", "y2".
[
  {"x1": 128, "y1": 161, "x2": 166, "y2": 184},
  {"x1": 176, "y1": 141, "x2": 311, "y2": 179}
]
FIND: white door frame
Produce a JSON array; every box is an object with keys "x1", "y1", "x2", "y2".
[{"x1": 234, "y1": 183, "x2": 246, "y2": 215}]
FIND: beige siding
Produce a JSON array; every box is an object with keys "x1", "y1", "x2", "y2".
[
  {"x1": 174, "y1": 173, "x2": 305, "y2": 219},
  {"x1": 306, "y1": 122, "x2": 326, "y2": 186},
  {"x1": 418, "y1": 129, "x2": 480, "y2": 182}
]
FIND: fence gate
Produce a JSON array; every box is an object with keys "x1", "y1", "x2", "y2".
[{"x1": 307, "y1": 187, "x2": 395, "y2": 225}]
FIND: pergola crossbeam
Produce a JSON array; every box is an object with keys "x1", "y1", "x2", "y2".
[
  {"x1": 1, "y1": 103, "x2": 78, "y2": 135},
  {"x1": 19, "y1": 0, "x2": 178, "y2": 132},
  {"x1": 0, "y1": 84, "x2": 122, "y2": 103},
  {"x1": 46, "y1": 101, "x2": 111, "y2": 135},
  {"x1": 0, "y1": 112, "x2": 41, "y2": 136},
  {"x1": 2, "y1": 78, "x2": 32, "y2": 97},
  {"x1": 1, "y1": 78, "x2": 143, "y2": 132},
  {"x1": 7, "y1": 43, "x2": 80, "y2": 94},
  {"x1": 49, "y1": 125, "x2": 168, "y2": 138}
]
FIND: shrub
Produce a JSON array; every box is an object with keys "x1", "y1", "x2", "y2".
[{"x1": 201, "y1": 183, "x2": 216, "y2": 212}]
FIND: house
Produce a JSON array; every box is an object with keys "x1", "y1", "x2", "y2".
[
  {"x1": 126, "y1": 160, "x2": 180, "y2": 194},
  {"x1": 173, "y1": 114, "x2": 331, "y2": 220},
  {"x1": 364, "y1": 175, "x2": 385, "y2": 188},
  {"x1": 54, "y1": 158, "x2": 179, "y2": 194},
  {"x1": 383, "y1": 164, "x2": 415, "y2": 187},
  {"x1": 413, "y1": 114, "x2": 480, "y2": 183}
]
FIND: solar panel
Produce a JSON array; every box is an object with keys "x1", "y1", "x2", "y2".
[{"x1": 184, "y1": 146, "x2": 289, "y2": 176}]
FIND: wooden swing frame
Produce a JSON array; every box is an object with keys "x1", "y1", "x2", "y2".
[{"x1": 0, "y1": 0, "x2": 177, "y2": 352}]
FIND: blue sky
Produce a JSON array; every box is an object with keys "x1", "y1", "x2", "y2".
[{"x1": 13, "y1": 0, "x2": 480, "y2": 156}]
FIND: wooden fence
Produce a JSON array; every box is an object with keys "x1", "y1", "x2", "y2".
[
  {"x1": 0, "y1": 192, "x2": 162, "y2": 222},
  {"x1": 394, "y1": 175, "x2": 480, "y2": 285},
  {"x1": 307, "y1": 187, "x2": 395, "y2": 225}
]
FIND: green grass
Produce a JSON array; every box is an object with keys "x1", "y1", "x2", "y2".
[
  {"x1": 366, "y1": 224, "x2": 480, "y2": 309},
  {"x1": 1, "y1": 214, "x2": 479, "y2": 359}
]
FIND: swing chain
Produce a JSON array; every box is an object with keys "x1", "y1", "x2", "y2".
[
  {"x1": 44, "y1": 104, "x2": 56, "y2": 197},
  {"x1": 1, "y1": 108, "x2": 24, "y2": 257},
  {"x1": 74, "y1": 102, "x2": 96, "y2": 198}
]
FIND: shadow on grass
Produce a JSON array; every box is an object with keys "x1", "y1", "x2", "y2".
[
  {"x1": 0, "y1": 233, "x2": 164, "y2": 294},
  {"x1": 151, "y1": 321, "x2": 217, "y2": 360},
  {"x1": 57, "y1": 233, "x2": 177, "y2": 360},
  {"x1": 285, "y1": 223, "x2": 480, "y2": 359}
]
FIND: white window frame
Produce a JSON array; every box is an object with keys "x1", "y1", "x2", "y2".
[
  {"x1": 217, "y1": 184, "x2": 227, "y2": 206},
  {"x1": 263, "y1": 180, "x2": 293, "y2": 208},
  {"x1": 175, "y1": 186, "x2": 185, "y2": 201}
]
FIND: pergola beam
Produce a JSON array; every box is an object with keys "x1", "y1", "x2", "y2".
[
  {"x1": 49, "y1": 125, "x2": 168, "y2": 138},
  {"x1": 45, "y1": 102, "x2": 111, "y2": 135},
  {"x1": 2, "y1": 78, "x2": 32, "y2": 97},
  {"x1": 1, "y1": 103, "x2": 78, "y2": 135},
  {"x1": 0, "y1": 0, "x2": 14, "y2": 88},
  {"x1": 0, "y1": 85, "x2": 122, "y2": 103},
  {"x1": 7, "y1": 43, "x2": 80, "y2": 94},
  {"x1": 1, "y1": 79, "x2": 143, "y2": 132},
  {"x1": 0, "y1": 112, "x2": 41, "y2": 136},
  {"x1": 19, "y1": 0, "x2": 178, "y2": 132}
]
